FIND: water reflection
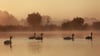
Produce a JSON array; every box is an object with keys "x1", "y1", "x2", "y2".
[
  {"x1": 3, "y1": 43, "x2": 13, "y2": 50},
  {"x1": 86, "y1": 40, "x2": 94, "y2": 48},
  {"x1": 10, "y1": 44, "x2": 12, "y2": 48},
  {"x1": 28, "y1": 41, "x2": 42, "y2": 54},
  {"x1": 0, "y1": 31, "x2": 100, "y2": 56}
]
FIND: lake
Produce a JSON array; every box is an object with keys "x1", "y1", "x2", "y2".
[{"x1": 0, "y1": 31, "x2": 100, "y2": 56}]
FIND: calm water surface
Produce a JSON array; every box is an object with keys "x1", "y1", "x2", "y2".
[{"x1": 0, "y1": 31, "x2": 100, "y2": 56}]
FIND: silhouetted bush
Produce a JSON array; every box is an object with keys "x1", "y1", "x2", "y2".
[
  {"x1": 92, "y1": 22, "x2": 100, "y2": 30},
  {"x1": 27, "y1": 12, "x2": 42, "y2": 27},
  {"x1": 61, "y1": 17, "x2": 85, "y2": 30}
]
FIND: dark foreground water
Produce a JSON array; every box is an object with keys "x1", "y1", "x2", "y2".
[{"x1": 0, "y1": 31, "x2": 100, "y2": 56}]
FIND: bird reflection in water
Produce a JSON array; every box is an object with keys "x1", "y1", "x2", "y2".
[
  {"x1": 28, "y1": 41, "x2": 42, "y2": 54},
  {"x1": 4, "y1": 36, "x2": 13, "y2": 49}
]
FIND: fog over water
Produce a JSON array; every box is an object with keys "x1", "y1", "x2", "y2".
[
  {"x1": 0, "y1": 31, "x2": 100, "y2": 56},
  {"x1": 0, "y1": 0, "x2": 100, "y2": 56}
]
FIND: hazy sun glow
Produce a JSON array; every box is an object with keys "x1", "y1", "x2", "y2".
[{"x1": 0, "y1": 0, "x2": 100, "y2": 20}]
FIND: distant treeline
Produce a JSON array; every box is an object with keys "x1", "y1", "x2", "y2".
[
  {"x1": 61, "y1": 17, "x2": 100, "y2": 30},
  {"x1": 0, "y1": 12, "x2": 100, "y2": 31}
]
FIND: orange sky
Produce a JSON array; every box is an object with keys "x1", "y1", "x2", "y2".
[{"x1": 0, "y1": 0, "x2": 100, "y2": 20}]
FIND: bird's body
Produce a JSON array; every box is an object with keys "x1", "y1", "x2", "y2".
[
  {"x1": 4, "y1": 36, "x2": 12, "y2": 45},
  {"x1": 64, "y1": 34, "x2": 75, "y2": 41},
  {"x1": 29, "y1": 33, "x2": 36, "y2": 39},
  {"x1": 4, "y1": 40, "x2": 12, "y2": 45},
  {"x1": 29, "y1": 36, "x2": 36, "y2": 39},
  {"x1": 64, "y1": 37, "x2": 72, "y2": 40},
  {"x1": 85, "y1": 32, "x2": 93, "y2": 41},
  {"x1": 35, "y1": 33, "x2": 43, "y2": 40},
  {"x1": 35, "y1": 36, "x2": 43, "y2": 40},
  {"x1": 86, "y1": 36, "x2": 92, "y2": 40}
]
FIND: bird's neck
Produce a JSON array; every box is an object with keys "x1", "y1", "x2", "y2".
[
  {"x1": 72, "y1": 36, "x2": 74, "y2": 41},
  {"x1": 91, "y1": 34, "x2": 92, "y2": 37},
  {"x1": 10, "y1": 38, "x2": 12, "y2": 41},
  {"x1": 41, "y1": 35, "x2": 43, "y2": 37},
  {"x1": 72, "y1": 35, "x2": 74, "y2": 38},
  {"x1": 34, "y1": 35, "x2": 36, "y2": 37}
]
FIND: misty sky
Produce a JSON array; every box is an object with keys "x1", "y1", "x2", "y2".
[{"x1": 0, "y1": 0, "x2": 100, "y2": 20}]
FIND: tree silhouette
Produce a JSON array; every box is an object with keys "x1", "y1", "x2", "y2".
[
  {"x1": 27, "y1": 12, "x2": 42, "y2": 27},
  {"x1": 61, "y1": 17, "x2": 85, "y2": 30},
  {"x1": 83, "y1": 23, "x2": 89, "y2": 30},
  {"x1": 72, "y1": 17, "x2": 84, "y2": 27},
  {"x1": 92, "y1": 22, "x2": 100, "y2": 30},
  {"x1": 62, "y1": 21, "x2": 72, "y2": 30}
]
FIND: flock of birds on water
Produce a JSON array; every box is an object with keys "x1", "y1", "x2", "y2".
[{"x1": 3, "y1": 32, "x2": 93, "y2": 47}]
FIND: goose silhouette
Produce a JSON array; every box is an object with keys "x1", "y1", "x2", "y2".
[
  {"x1": 64, "y1": 34, "x2": 75, "y2": 41},
  {"x1": 85, "y1": 32, "x2": 93, "y2": 41},
  {"x1": 29, "y1": 33, "x2": 36, "y2": 39},
  {"x1": 4, "y1": 36, "x2": 12, "y2": 45},
  {"x1": 35, "y1": 33, "x2": 43, "y2": 40}
]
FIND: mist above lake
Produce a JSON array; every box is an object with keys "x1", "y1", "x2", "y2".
[{"x1": 0, "y1": 31, "x2": 100, "y2": 56}]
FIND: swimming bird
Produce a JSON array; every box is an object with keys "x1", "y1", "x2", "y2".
[
  {"x1": 35, "y1": 33, "x2": 43, "y2": 40},
  {"x1": 4, "y1": 36, "x2": 12, "y2": 45},
  {"x1": 29, "y1": 33, "x2": 36, "y2": 39},
  {"x1": 64, "y1": 34, "x2": 75, "y2": 41},
  {"x1": 85, "y1": 32, "x2": 93, "y2": 41}
]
